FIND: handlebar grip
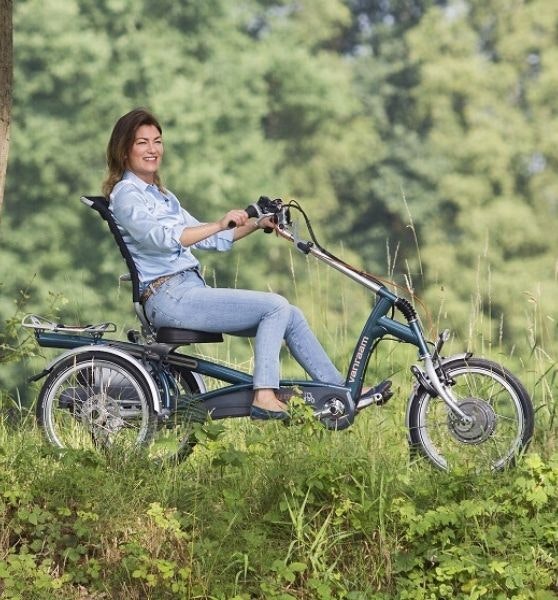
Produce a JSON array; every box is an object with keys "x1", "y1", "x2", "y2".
[
  {"x1": 245, "y1": 205, "x2": 259, "y2": 219},
  {"x1": 227, "y1": 204, "x2": 260, "y2": 229},
  {"x1": 245, "y1": 204, "x2": 275, "y2": 233}
]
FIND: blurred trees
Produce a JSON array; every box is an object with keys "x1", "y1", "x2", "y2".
[
  {"x1": 1, "y1": 0, "x2": 557, "y2": 389},
  {"x1": 335, "y1": 0, "x2": 558, "y2": 346},
  {"x1": 2, "y1": 0, "x2": 364, "y2": 320}
]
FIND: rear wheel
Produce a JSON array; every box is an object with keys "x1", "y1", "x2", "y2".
[
  {"x1": 407, "y1": 357, "x2": 534, "y2": 472},
  {"x1": 37, "y1": 351, "x2": 157, "y2": 453}
]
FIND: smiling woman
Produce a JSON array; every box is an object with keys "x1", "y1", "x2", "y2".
[{"x1": 102, "y1": 109, "x2": 166, "y2": 198}]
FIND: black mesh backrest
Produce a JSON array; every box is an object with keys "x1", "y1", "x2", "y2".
[{"x1": 80, "y1": 196, "x2": 141, "y2": 303}]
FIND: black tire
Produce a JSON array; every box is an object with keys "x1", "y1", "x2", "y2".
[
  {"x1": 147, "y1": 364, "x2": 205, "y2": 462},
  {"x1": 407, "y1": 357, "x2": 534, "y2": 472},
  {"x1": 37, "y1": 351, "x2": 157, "y2": 453}
]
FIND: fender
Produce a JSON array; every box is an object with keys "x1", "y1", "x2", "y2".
[
  {"x1": 188, "y1": 371, "x2": 207, "y2": 395},
  {"x1": 42, "y1": 344, "x2": 163, "y2": 414},
  {"x1": 405, "y1": 352, "x2": 472, "y2": 431}
]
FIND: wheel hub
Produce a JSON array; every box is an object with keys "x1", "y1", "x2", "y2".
[
  {"x1": 80, "y1": 393, "x2": 125, "y2": 443},
  {"x1": 448, "y1": 398, "x2": 496, "y2": 444}
]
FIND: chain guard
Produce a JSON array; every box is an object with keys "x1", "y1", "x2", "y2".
[{"x1": 184, "y1": 383, "x2": 356, "y2": 429}]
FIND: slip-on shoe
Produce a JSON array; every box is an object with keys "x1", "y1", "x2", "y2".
[{"x1": 250, "y1": 405, "x2": 289, "y2": 421}]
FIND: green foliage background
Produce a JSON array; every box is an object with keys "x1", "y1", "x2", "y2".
[{"x1": 3, "y1": 0, "x2": 558, "y2": 378}]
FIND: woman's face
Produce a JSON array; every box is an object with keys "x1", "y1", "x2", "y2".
[{"x1": 126, "y1": 124, "x2": 163, "y2": 183}]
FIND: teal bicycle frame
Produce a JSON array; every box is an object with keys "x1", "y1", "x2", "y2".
[{"x1": 25, "y1": 198, "x2": 534, "y2": 470}]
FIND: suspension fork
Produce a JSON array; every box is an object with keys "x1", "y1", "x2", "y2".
[
  {"x1": 415, "y1": 353, "x2": 473, "y2": 424},
  {"x1": 404, "y1": 317, "x2": 473, "y2": 423}
]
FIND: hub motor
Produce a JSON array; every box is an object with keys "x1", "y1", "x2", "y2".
[{"x1": 448, "y1": 398, "x2": 496, "y2": 444}]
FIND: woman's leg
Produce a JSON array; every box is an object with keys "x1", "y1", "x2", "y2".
[
  {"x1": 148, "y1": 278, "x2": 292, "y2": 390},
  {"x1": 147, "y1": 275, "x2": 343, "y2": 406},
  {"x1": 283, "y1": 306, "x2": 345, "y2": 386}
]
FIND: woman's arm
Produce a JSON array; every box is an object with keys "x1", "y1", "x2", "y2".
[
  {"x1": 181, "y1": 211, "x2": 275, "y2": 245},
  {"x1": 179, "y1": 209, "x2": 250, "y2": 246}
]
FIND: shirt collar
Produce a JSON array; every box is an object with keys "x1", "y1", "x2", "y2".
[{"x1": 122, "y1": 169, "x2": 158, "y2": 193}]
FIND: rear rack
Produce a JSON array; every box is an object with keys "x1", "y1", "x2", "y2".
[{"x1": 21, "y1": 314, "x2": 117, "y2": 338}]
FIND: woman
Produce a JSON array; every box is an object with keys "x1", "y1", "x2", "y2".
[{"x1": 104, "y1": 108, "x2": 353, "y2": 419}]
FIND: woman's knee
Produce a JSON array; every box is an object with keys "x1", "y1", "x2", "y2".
[
  {"x1": 266, "y1": 292, "x2": 291, "y2": 314},
  {"x1": 288, "y1": 304, "x2": 308, "y2": 328}
]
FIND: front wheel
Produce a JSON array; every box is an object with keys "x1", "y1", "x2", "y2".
[{"x1": 407, "y1": 357, "x2": 534, "y2": 472}]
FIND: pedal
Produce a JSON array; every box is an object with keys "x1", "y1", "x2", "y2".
[{"x1": 357, "y1": 380, "x2": 393, "y2": 410}]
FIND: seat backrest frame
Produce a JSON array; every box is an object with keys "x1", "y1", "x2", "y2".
[{"x1": 80, "y1": 196, "x2": 155, "y2": 337}]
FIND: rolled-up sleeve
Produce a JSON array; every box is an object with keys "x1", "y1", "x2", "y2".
[
  {"x1": 191, "y1": 223, "x2": 235, "y2": 252},
  {"x1": 175, "y1": 206, "x2": 234, "y2": 252},
  {"x1": 110, "y1": 178, "x2": 235, "y2": 266}
]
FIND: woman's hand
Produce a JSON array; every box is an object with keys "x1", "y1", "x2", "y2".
[{"x1": 220, "y1": 209, "x2": 249, "y2": 230}]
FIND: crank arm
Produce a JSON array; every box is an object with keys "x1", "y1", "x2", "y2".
[
  {"x1": 313, "y1": 403, "x2": 344, "y2": 418},
  {"x1": 356, "y1": 391, "x2": 384, "y2": 410}
]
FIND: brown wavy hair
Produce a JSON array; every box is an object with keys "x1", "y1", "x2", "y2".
[{"x1": 102, "y1": 108, "x2": 164, "y2": 198}]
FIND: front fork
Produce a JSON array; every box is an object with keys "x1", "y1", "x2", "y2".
[{"x1": 410, "y1": 330, "x2": 474, "y2": 424}]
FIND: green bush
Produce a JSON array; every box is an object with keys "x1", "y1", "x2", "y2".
[{"x1": 1, "y1": 409, "x2": 557, "y2": 599}]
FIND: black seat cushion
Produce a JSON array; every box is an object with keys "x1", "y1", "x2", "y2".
[{"x1": 156, "y1": 327, "x2": 223, "y2": 344}]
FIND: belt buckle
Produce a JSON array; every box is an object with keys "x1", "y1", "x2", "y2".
[
  {"x1": 140, "y1": 287, "x2": 151, "y2": 304},
  {"x1": 142, "y1": 274, "x2": 170, "y2": 304}
]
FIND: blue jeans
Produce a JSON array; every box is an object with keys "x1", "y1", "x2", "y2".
[{"x1": 144, "y1": 269, "x2": 344, "y2": 389}]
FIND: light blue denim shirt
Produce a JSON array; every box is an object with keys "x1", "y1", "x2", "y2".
[{"x1": 109, "y1": 170, "x2": 234, "y2": 291}]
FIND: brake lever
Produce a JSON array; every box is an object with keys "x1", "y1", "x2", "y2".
[
  {"x1": 256, "y1": 213, "x2": 277, "y2": 234},
  {"x1": 291, "y1": 220, "x2": 313, "y2": 254}
]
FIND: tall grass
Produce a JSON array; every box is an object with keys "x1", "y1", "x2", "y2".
[{"x1": 1, "y1": 393, "x2": 557, "y2": 599}]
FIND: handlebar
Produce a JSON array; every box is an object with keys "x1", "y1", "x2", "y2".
[{"x1": 227, "y1": 196, "x2": 285, "y2": 232}]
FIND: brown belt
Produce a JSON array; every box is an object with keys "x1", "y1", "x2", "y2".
[{"x1": 140, "y1": 273, "x2": 177, "y2": 304}]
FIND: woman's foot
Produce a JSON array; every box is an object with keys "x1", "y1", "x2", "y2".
[
  {"x1": 252, "y1": 389, "x2": 287, "y2": 412},
  {"x1": 251, "y1": 388, "x2": 289, "y2": 420}
]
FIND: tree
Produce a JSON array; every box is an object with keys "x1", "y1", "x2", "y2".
[
  {"x1": 0, "y1": 0, "x2": 12, "y2": 216},
  {"x1": 402, "y1": 0, "x2": 558, "y2": 345},
  {"x1": 0, "y1": 0, "x2": 362, "y2": 323}
]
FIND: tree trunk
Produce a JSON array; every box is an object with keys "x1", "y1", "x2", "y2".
[{"x1": 0, "y1": 0, "x2": 13, "y2": 218}]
